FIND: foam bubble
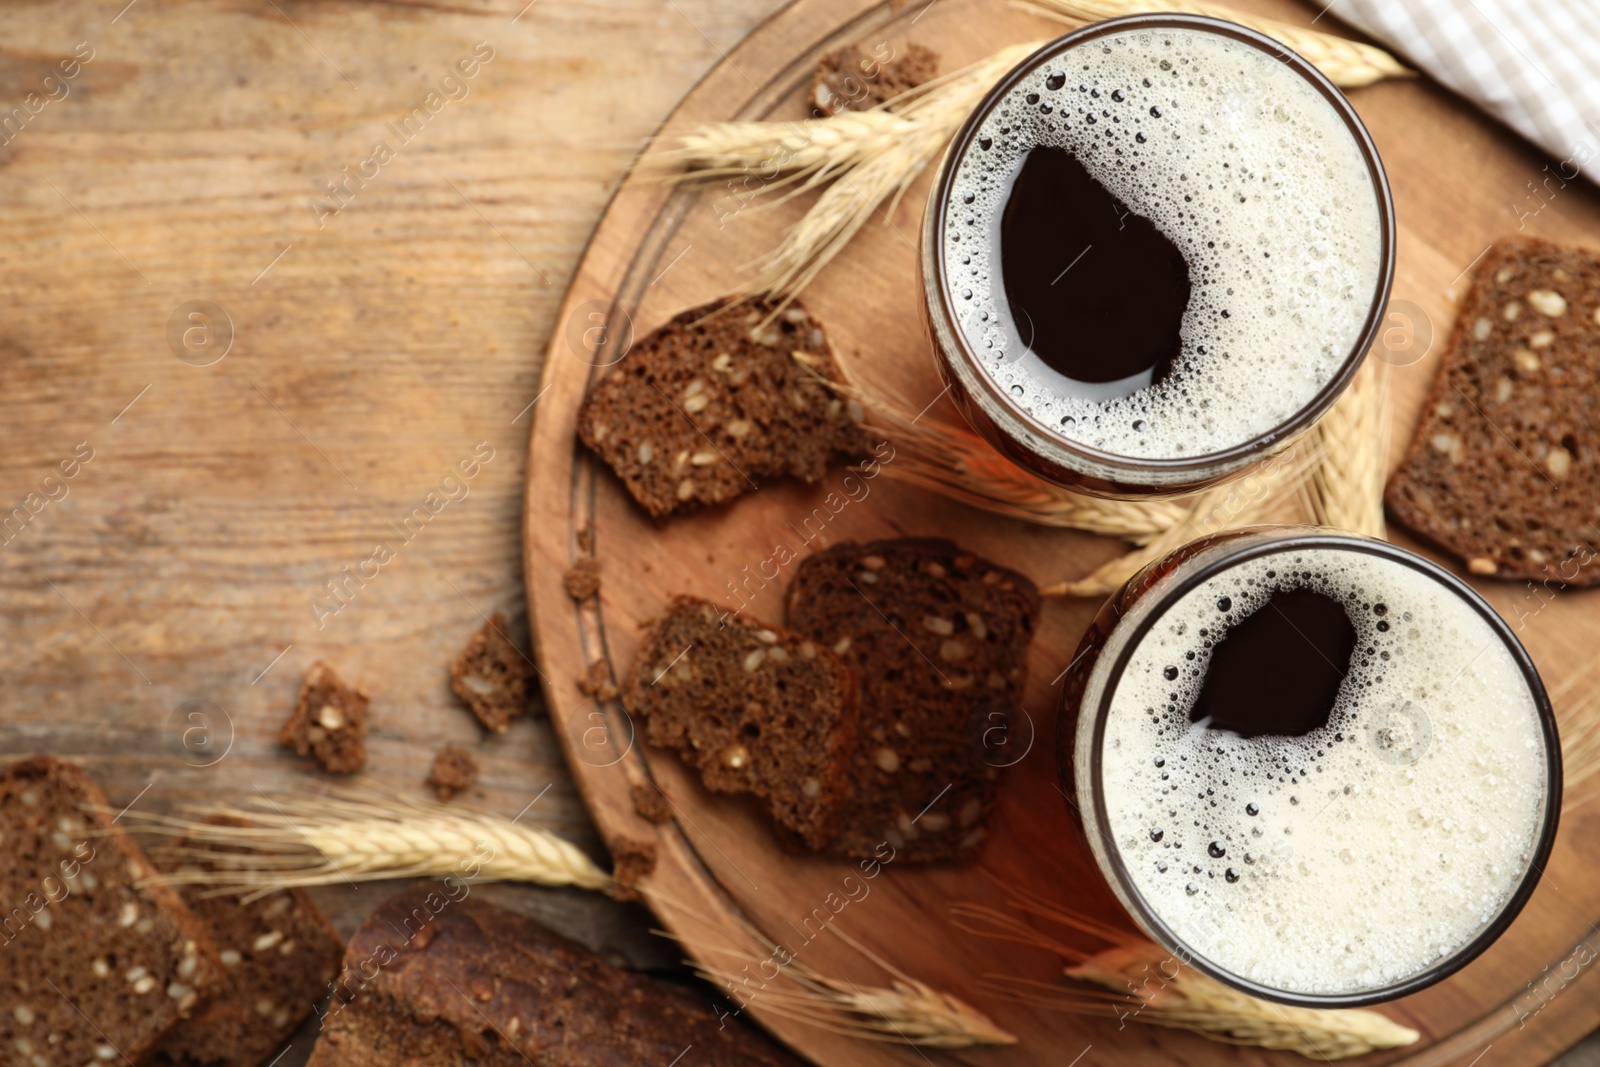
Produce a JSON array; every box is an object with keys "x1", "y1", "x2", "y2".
[
  {"x1": 1099, "y1": 546, "x2": 1548, "y2": 995},
  {"x1": 944, "y1": 27, "x2": 1384, "y2": 459}
]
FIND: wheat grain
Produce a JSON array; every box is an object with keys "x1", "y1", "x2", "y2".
[
  {"x1": 953, "y1": 884, "x2": 1418, "y2": 1059},
  {"x1": 1020, "y1": 0, "x2": 1414, "y2": 88},
  {"x1": 123, "y1": 787, "x2": 613, "y2": 899}
]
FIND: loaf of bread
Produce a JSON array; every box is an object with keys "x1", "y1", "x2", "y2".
[{"x1": 306, "y1": 887, "x2": 804, "y2": 1066}]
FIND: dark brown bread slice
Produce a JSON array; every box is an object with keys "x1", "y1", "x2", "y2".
[
  {"x1": 1387, "y1": 236, "x2": 1600, "y2": 584},
  {"x1": 576, "y1": 298, "x2": 871, "y2": 518},
  {"x1": 811, "y1": 41, "x2": 939, "y2": 114},
  {"x1": 427, "y1": 745, "x2": 479, "y2": 802},
  {"x1": 305, "y1": 887, "x2": 804, "y2": 1067},
  {"x1": 146, "y1": 817, "x2": 344, "y2": 1067},
  {"x1": 785, "y1": 539, "x2": 1041, "y2": 862},
  {"x1": 0, "y1": 757, "x2": 224, "y2": 1067},
  {"x1": 280, "y1": 661, "x2": 369, "y2": 773},
  {"x1": 450, "y1": 614, "x2": 536, "y2": 732},
  {"x1": 622, "y1": 596, "x2": 859, "y2": 849}
]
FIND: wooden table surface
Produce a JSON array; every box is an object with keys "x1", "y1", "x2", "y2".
[
  {"x1": 2, "y1": 0, "x2": 1597, "y2": 1064},
  {"x1": 0, "y1": 0, "x2": 785, "y2": 1060}
]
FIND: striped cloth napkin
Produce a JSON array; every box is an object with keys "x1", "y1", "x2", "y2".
[{"x1": 1331, "y1": 0, "x2": 1600, "y2": 186}]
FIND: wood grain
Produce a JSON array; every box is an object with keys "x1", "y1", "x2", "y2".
[
  {"x1": 526, "y1": 1, "x2": 1600, "y2": 1066},
  {"x1": 0, "y1": 0, "x2": 787, "y2": 1062}
]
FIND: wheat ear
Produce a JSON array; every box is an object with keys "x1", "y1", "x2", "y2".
[
  {"x1": 1061, "y1": 943, "x2": 1420, "y2": 1059},
  {"x1": 952, "y1": 883, "x2": 1417, "y2": 1060},
  {"x1": 744, "y1": 42, "x2": 1042, "y2": 300},
  {"x1": 1020, "y1": 0, "x2": 1414, "y2": 88},
  {"x1": 1299, "y1": 361, "x2": 1390, "y2": 538},
  {"x1": 1042, "y1": 441, "x2": 1316, "y2": 597},
  {"x1": 122, "y1": 788, "x2": 612, "y2": 900},
  {"x1": 648, "y1": 887, "x2": 1016, "y2": 1048}
]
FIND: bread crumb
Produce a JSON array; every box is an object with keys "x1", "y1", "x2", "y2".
[
  {"x1": 450, "y1": 614, "x2": 537, "y2": 732},
  {"x1": 811, "y1": 41, "x2": 939, "y2": 115},
  {"x1": 427, "y1": 745, "x2": 480, "y2": 801},
  {"x1": 563, "y1": 558, "x2": 602, "y2": 601},
  {"x1": 609, "y1": 837, "x2": 657, "y2": 902},
  {"x1": 279, "y1": 663, "x2": 369, "y2": 773},
  {"x1": 630, "y1": 782, "x2": 672, "y2": 824},
  {"x1": 576, "y1": 659, "x2": 619, "y2": 702}
]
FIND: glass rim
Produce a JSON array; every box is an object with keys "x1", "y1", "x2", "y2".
[
  {"x1": 927, "y1": 13, "x2": 1398, "y2": 479},
  {"x1": 1077, "y1": 529, "x2": 1563, "y2": 1008}
]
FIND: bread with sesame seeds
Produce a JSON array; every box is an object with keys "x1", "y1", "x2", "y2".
[
  {"x1": 1386, "y1": 237, "x2": 1600, "y2": 584},
  {"x1": 576, "y1": 298, "x2": 870, "y2": 519},
  {"x1": 785, "y1": 539, "x2": 1040, "y2": 862},
  {"x1": 621, "y1": 595, "x2": 858, "y2": 849},
  {"x1": 0, "y1": 756, "x2": 224, "y2": 1067},
  {"x1": 145, "y1": 816, "x2": 344, "y2": 1067}
]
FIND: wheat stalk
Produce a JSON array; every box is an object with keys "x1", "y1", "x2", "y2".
[
  {"x1": 1042, "y1": 439, "x2": 1316, "y2": 597},
  {"x1": 122, "y1": 788, "x2": 613, "y2": 900},
  {"x1": 1299, "y1": 361, "x2": 1390, "y2": 538},
  {"x1": 658, "y1": 1, "x2": 1406, "y2": 303},
  {"x1": 652, "y1": 111, "x2": 921, "y2": 192},
  {"x1": 1061, "y1": 944, "x2": 1420, "y2": 1059},
  {"x1": 649, "y1": 887, "x2": 1016, "y2": 1047},
  {"x1": 952, "y1": 883, "x2": 1418, "y2": 1059},
  {"x1": 810, "y1": 351, "x2": 1186, "y2": 539},
  {"x1": 745, "y1": 42, "x2": 1042, "y2": 300},
  {"x1": 1021, "y1": 0, "x2": 1414, "y2": 87}
]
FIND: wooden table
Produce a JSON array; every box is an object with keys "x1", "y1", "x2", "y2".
[
  {"x1": 0, "y1": 0, "x2": 784, "y2": 1060},
  {"x1": 1, "y1": 1, "x2": 1596, "y2": 1064}
]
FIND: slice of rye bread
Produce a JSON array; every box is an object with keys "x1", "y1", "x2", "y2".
[
  {"x1": 1386, "y1": 236, "x2": 1600, "y2": 584},
  {"x1": 621, "y1": 596, "x2": 858, "y2": 849},
  {"x1": 0, "y1": 757, "x2": 224, "y2": 1066},
  {"x1": 280, "y1": 661, "x2": 369, "y2": 773},
  {"x1": 785, "y1": 539, "x2": 1041, "y2": 862},
  {"x1": 576, "y1": 298, "x2": 871, "y2": 519},
  {"x1": 146, "y1": 816, "x2": 344, "y2": 1067},
  {"x1": 450, "y1": 614, "x2": 536, "y2": 733},
  {"x1": 305, "y1": 887, "x2": 805, "y2": 1067},
  {"x1": 811, "y1": 41, "x2": 939, "y2": 115}
]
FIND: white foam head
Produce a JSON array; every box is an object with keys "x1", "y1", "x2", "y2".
[
  {"x1": 1093, "y1": 543, "x2": 1551, "y2": 996},
  {"x1": 942, "y1": 25, "x2": 1385, "y2": 460}
]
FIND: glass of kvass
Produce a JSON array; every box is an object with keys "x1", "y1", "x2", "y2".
[
  {"x1": 921, "y1": 15, "x2": 1395, "y2": 497},
  {"x1": 1059, "y1": 526, "x2": 1561, "y2": 1006}
]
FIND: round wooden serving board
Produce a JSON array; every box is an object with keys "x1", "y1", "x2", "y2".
[{"x1": 526, "y1": 1, "x2": 1600, "y2": 1063}]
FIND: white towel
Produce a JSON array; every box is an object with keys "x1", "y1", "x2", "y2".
[{"x1": 1331, "y1": 0, "x2": 1600, "y2": 190}]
